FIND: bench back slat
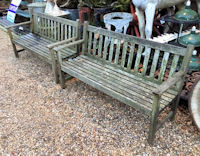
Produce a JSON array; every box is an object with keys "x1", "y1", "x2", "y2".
[
  {"x1": 31, "y1": 12, "x2": 80, "y2": 42},
  {"x1": 141, "y1": 47, "x2": 151, "y2": 76},
  {"x1": 169, "y1": 55, "x2": 180, "y2": 77},
  {"x1": 108, "y1": 38, "x2": 115, "y2": 62},
  {"x1": 88, "y1": 31, "x2": 93, "y2": 54},
  {"x1": 149, "y1": 49, "x2": 160, "y2": 79},
  {"x1": 103, "y1": 37, "x2": 109, "y2": 60},
  {"x1": 133, "y1": 45, "x2": 144, "y2": 75},
  {"x1": 93, "y1": 34, "x2": 98, "y2": 56},
  {"x1": 158, "y1": 52, "x2": 170, "y2": 81},
  {"x1": 98, "y1": 35, "x2": 103, "y2": 58},
  {"x1": 127, "y1": 43, "x2": 135, "y2": 72},
  {"x1": 82, "y1": 23, "x2": 190, "y2": 84},
  {"x1": 114, "y1": 39, "x2": 121, "y2": 64}
]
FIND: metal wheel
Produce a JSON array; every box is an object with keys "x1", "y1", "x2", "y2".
[{"x1": 189, "y1": 78, "x2": 200, "y2": 131}]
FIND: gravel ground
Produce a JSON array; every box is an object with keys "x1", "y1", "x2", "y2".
[{"x1": 0, "y1": 29, "x2": 200, "y2": 155}]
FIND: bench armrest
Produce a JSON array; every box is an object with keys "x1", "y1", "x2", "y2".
[
  {"x1": 54, "y1": 39, "x2": 84, "y2": 52},
  {"x1": 47, "y1": 37, "x2": 77, "y2": 49},
  {"x1": 6, "y1": 21, "x2": 31, "y2": 29},
  {"x1": 153, "y1": 71, "x2": 185, "y2": 96}
]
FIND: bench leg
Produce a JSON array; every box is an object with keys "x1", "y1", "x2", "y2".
[
  {"x1": 170, "y1": 94, "x2": 181, "y2": 121},
  {"x1": 148, "y1": 94, "x2": 160, "y2": 145},
  {"x1": 7, "y1": 29, "x2": 19, "y2": 58},
  {"x1": 170, "y1": 80, "x2": 184, "y2": 121},
  {"x1": 11, "y1": 43, "x2": 19, "y2": 58},
  {"x1": 50, "y1": 48, "x2": 59, "y2": 84},
  {"x1": 59, "y1": 67, "x2": 66, "y2": 89},
  {"x1": 52, "y1": 62, "x2": 59, "y2": 84}
]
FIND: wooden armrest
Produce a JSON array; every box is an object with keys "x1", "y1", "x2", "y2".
[
  {"x1": 153, "y1": 71, "x2": 185, "y2": 96},
  {"x1": 6, "y1": 21, "x2": 31, "y2": 29},
  {"x1": 47, "y1": 37, "x2": 77, "y2": 49},
  {"x1": 54, "y1": 39, "x2": 84, "y2": 51}
]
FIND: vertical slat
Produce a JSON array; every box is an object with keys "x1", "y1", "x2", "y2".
[
  {"x1": 58, "y1": 22, "x2": 60, "y2": 41},
  {"x1": 134, "y1": 45, "x2": 144, "y2": 74},
  {"x1": 93, "y1": 34, "x2": 98, "y2": 56},
  {"x1": 149, "y1": 49, "x2": 160, "y2": 78},
  {"x1": 88, "y1": 32, "x2": 93, "y2": 54},
  {"x1": 127, "y1": 42, "x2": 135, "y2": 72},
  {"x1": 103, "y1": 37, "x2": 109, "y2": 60},
  {"x1": 158, "y1": 52, "x2": 170, "y2": 81},
  {"x1": 121, "y1": 42, "x2": 128, "y2": 68},
  {"x1": 142, "y1": 47, "x2": 152, "y2": 76},
  {"x1": 48, "y1": 19, "x2": 50, "y2": 38},
  {"x1": 169, "y1": 55, "x2": 180, "y2": 78},
  {"x1": 51, "y1": 20, "x2": 54, "y2": 39},
  {"x1": 34, "y1": 14, "x2": 38, "y2": 33},
  {"x1": 61, "y1": 24, "x2": 64, "y2": 40},
  {"x1": 29, "y1": 8, "x2": 33, "y2": 33},
  {"x1": 114, "y1": 39, "x2": 121, "y2": 64},
  {"x1": 108, "y1": 38, "x2": 115, "y2": 62},
  {"x1": 39, "y1": 16, "x2": 42, "y2": 35},
  {"x1": 82, "y1": 22, "x2": 88, "y2": 54},
  {"x1": 65, "y1": 25, "x2": 68, "y2": 39},
  {"x1": 97, "y1": 35, "x2": 103, "y2": 58},
  {"x1": 42, "y1": 17, "x2": 45, "y2": 36},
  {"x1": 72, "y1": 26, "x2": 76, "y2": 37},
  {"x1": 44, "y1": 18, "x2": 47, "y2": 36},
  {"x1": 54, "y1": 21, "x2": 57, "y2": 40},
  {"x1": 40, "y1": 17, "x2": 42, "y2": 35},
  {"x1": 69, "y1": 26, "x2": 72, "y2": 38}
]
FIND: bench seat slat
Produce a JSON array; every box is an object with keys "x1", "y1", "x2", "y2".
[
  {"x1": 66, "y1": 59, "x2": 175, "y2": 106},
  {"x1": 13, "y1": 33, "x2": 77, "y2": 61},
  {"x1": 81, "y1": 55, "x2": 177, "y2": 96},
  {"x1": 74, "y1": 56, "x2": 177, "y2": 102},
  {"x1": 61, "y1": 55, "x2": 178, "y2": 115},
  {"x1": 16, "y1": 34, "x2": 76, "y2": 56}
]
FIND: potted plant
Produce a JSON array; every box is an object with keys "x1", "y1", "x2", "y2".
[{"x1": 113, "y1": 0, "x2": 131, "y2": 12}]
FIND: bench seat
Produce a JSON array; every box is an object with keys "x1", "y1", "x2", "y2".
[
  {"x1": 61, "y1": 55, "x2": 178, "y2": 115},
  {"x1": 13, "y1": 33, "x2": 77, "y2": 62}
]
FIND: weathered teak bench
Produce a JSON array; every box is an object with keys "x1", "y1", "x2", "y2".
[
  {"x1": 54, "y1": 22, "x2": 194, "y2": 144},
  {"x1": 7, "y1": 11, "x2": 81, "y2": 83}
]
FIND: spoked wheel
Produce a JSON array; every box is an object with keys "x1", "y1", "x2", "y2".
[{"x1": 189, "y1": 78, "x2": 200, "y2": 131}]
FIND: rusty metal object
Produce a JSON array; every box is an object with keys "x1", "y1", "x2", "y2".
[{"x1": 181, "y1": 71, "x2": 200, "y2": 100}]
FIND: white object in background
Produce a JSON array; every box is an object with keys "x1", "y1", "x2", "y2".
[
  {"x1": 186, "y1": 0, "x2": 191, "y2": 6},
  {"x1": 52, "y1": 0, "x2": 62, "y2": 16},
  {"x1": 11, "y1": 0, "x2": 22, "y2": 6},
  {"x1": 193, "y1": 50, "x2": 198, "y2": 56},
  {"x1": 45, "y1": 0, "x2": 54, "y2": 14},
  {"x1": 7, "y1": 0, "x2": 22, "y2": 23}
]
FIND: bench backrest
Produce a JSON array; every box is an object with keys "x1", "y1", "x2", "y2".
[
  {"x1": 82, "y1": 23, "x2": 193, "y2": 84},
  {"x1": 30, "y1": 12, "x2": 80, "y2": 42}
]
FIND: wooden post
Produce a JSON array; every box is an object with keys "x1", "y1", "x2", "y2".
[
  {"x1": 7, "y1": 29, "x2": 19, "y2": 58},
  {"x1": 148, "y1": 93, "x2": 160, "y2": 144},
  {"x1": 82, "y1": 21, "x2": 88, "y2": 54},
  {"x1": 49, "y1": 48, "x2": 59, "y2": 84},
  {"x1": 29, "y1": 8, "x2": 34, "y2": 33}
]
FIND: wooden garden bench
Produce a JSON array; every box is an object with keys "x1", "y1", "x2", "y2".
[
  {"x1": 54, "y1": 22, "x2": 194, "y2": 144},
  {"x1": 6, "y1": 11, "x2": 81, "y2": 83}
]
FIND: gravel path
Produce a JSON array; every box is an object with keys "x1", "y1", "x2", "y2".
[{"x1": 0, "y1": 29, "x2": 199, "y2": 155}]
